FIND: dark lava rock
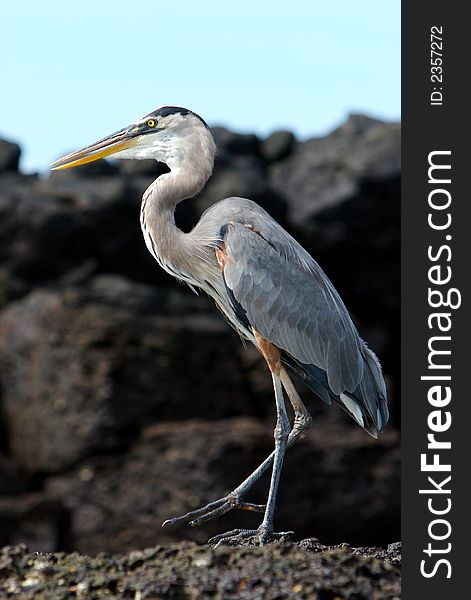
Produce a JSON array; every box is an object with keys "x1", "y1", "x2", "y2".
[
  {"x1": 43, "y1": 417, "x2": 399, "y2": 554},
  {"x1": 261, "y1": 130, "x2": 296, "y2": 162},
  {"x1": 0, "y1": 139, "x2": 21, "y2": 173},
  {"x1": 0, "y1": 495, "x2": 69, "y2": 553},
  {"x1": 195, "y1": 154, "x2": 288, "y2": 228},
  {"x1": 117, "y1": 158, "x2": 170, "y2": 177},
  {"x1": 0, "y1": 170, "x2": 168, "y2": 305},
  {"x1": 270, "y1": 114, "x2": 400, "y2": 226},
  {"x1": 1, "y1": 454, "x2": 68, "y2": 552},
  {"x1": 0, "y1": 541, "x2": 401, "y2": 599},
  {"x1": 0, "y1": 276, "x2": 258, "y2": 473},
  {"x1": 202, "y1": 128, "x2": 291, "y2": 222},
  {"x1": 0, "y1": 454, "x2": 20, "y2": 496},
  {"x1": 212, "y1": 127, "x2": 261, "y2": 159},
  {"x1": 268, "y1": 117, "x2": 401, "y2": 271},
  {"x1": 298, "y1": 539, "x2": 401, "y2": 566}
]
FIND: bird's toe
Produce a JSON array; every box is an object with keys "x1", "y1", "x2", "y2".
[
  {"x1": 162, "y1": 495, "x2": 265, "y2": 528},
  {"x1": 208, "y1": 527, "x2": 294, "y2": 547}
]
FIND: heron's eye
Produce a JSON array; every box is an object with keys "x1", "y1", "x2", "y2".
[{"x1": 147, "y1": 119, "x2": 156, "y2": 128}]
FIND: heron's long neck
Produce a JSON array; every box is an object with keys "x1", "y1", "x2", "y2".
[{"x1": 139, "y1": 166, "x2": 211, "y2": 276}]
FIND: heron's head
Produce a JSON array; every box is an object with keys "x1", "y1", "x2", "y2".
[{"x1": 51, "y1": 106, "x2": 216, "y2": 172}]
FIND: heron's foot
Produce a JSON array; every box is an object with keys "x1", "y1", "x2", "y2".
[
  {"x1": 208, "y1": 527, "x2": 294, "y2": 547},
  {"x1": 162, "y1": 494, "x2": 265, "y2": 528}
]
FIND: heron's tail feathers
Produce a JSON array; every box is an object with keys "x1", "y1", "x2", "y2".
[{"x1": 338, "y1": 345, "x2": 389, "y2": 437}]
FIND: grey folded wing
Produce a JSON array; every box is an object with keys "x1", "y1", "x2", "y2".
[
  {"x1": 219, "y1": 221, "x2": 364, "y2": 394},
  {"x1": 218, "y1": 220, "x2": 388, "y2": 433}
]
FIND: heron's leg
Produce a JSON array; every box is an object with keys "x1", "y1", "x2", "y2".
[
  {"x1": 193, "y1": 368, "x2": 312, "y2": 513},
  {"x1": 256, "y1": 368, "x2": 291, "y2": 542},
  {"x1": 162, "y1": 366, "x2": 313, "y2": 533},
  {"x1": 206, "y1": 367, "x2": 314, "y2": 546},
  {"x1": 204, "y1": 351, "x2": 293, "y2": 546},
  {"x1": 280, "y1": 366, "x2": 313, "y2": 444}
]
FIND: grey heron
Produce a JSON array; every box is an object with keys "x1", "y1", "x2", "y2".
[{"x1": 51, "y1": 106, "x2": 388, "y2": 546}]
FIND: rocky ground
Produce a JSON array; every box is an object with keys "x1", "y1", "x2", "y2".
[
  {"x1": 0, "y1": 115, "x2": 400, "y2": 596},
  {"x1": 0, "y1": 541, "x2": 401, "y2": 599}
]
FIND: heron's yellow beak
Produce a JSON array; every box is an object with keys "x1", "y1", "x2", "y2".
[{"x1": 50, "y1": 127, "x2": 139, "y2": 170}]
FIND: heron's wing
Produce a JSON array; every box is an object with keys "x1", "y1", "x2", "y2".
[{"x1": 219, "y1": 221, "x2": 364, "y2": 396}]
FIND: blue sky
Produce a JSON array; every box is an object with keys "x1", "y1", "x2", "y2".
[{"x1": 1, "y1": 1, "x2": 400, "y2": 173}]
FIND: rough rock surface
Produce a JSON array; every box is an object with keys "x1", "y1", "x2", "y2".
[
  {"x1": 270, "y1": 115, "x2": 400, "y2": 225},
  {"x1": 0, "y1": 542, "x2": 401, "y2": 600},
  {"x1": 260, "y1": 130, "x2": 296, "y2": 163},
  {"x1": 0, "y1": 277, "x2": 257, "y2": 473},
  {"x1": 0, "y1": 139, "x2": 21, "y2": 173}
]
